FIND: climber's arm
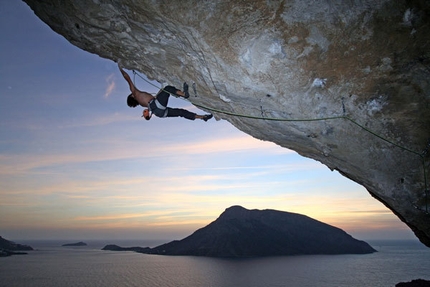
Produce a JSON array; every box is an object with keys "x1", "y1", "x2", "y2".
[{"x1": 118, "y1": 64, "x2": 136, "y2": 93}]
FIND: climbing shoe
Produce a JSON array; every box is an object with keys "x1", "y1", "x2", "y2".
[
  {"x1": 203, "y1": 114, "x2": 213, "y2": 122},
  {"x1": 183, "y1": 82, "x2": 190, "y2": 98}
]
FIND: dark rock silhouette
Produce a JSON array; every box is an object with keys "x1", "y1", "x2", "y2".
[
  {"x1": 0, "y1": 236, "x2": 33, "y2": 251},
  {"x1": 62, "y1": 241, "x2": 87, "y2": 247},
  {"x1": 102, "y1": 244, "x2": 151, "y2": 253},
  {"x1": 148, "y1": 206, "x2": 376, "y2": 257},
  {"x1": 396, "y1": 279, "x2": 430, "y2": 287},
  {"x1": 0, "y1": 236, "x2": 33, "y2": 257},
  {"x1": 132, "y1": 206, "x2": 376, "y2": 257}
]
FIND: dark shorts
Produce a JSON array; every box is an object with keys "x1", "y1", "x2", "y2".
[{"x1": 150, "y1": 86, "x2": 196, "y2": 120}]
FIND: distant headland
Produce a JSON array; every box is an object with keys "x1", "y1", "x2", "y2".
[
  {"x1": 0, "y1": 236, "x2": 33, "y2": 257},
  {"x1": 102, "y1": 205, "x2": 377, "y2": 258},
  {"x1": 102, "y1": 244, "x2": 151, "y2": 253},
  {"x1": 62, "y1": 241, "x2": 87, "y2": 247}
]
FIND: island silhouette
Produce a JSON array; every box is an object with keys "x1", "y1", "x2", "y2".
[
  {"x1": 103, "y1": 206, "x2": 376, "y2": 257},
  {"x1": 62, "y1": 241, "x2": 87, "y2": 247}
]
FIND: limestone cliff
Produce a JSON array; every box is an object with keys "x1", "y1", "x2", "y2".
[{"x1": 23, "y1": 0, "x2": 430, "y2": 246}]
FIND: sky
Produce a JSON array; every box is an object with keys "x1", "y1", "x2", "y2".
[{"x1": 0, "y1": 0, "x2": 417, "y2": 242}]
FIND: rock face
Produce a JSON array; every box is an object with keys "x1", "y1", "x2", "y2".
[
  {"x1": 23, "y1": 0, "x2": 430, "y2": 246},
  {"x1": 140, "y1": 206, "x2": 376, "y2": 257}
]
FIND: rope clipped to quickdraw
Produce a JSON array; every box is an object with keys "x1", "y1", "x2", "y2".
[{"x1": 133, "y1": 70, "x2": 170, "y2": 96}]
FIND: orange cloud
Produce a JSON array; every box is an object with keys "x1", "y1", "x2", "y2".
[{"x1": 0, "y1": 133, "x2": 295, "y2": 177}]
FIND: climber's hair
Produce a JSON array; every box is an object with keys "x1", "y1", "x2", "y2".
[{"x1": 127, "y1": 93, "x2": 138, "y2": 107}]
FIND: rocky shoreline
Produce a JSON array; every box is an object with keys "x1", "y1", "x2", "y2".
[{"x1": 0, "y1": 236, "x2": 33, "y2": 257}]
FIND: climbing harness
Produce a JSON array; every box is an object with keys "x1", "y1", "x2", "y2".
[
  {"x1": 148, "y1": 98, "x2": 168, "y2": 118},
  {"x1": 131, "y1": 69, "x2": 429, "y2": 212}
]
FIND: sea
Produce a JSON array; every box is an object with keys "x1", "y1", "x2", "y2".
[{"x1": 0, "y1": 239, "x2": 429, "y2": 287}]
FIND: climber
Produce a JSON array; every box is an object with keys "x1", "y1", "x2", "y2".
[{"x1": 118, "y1": 63, "x2": 213, "y2": 122}]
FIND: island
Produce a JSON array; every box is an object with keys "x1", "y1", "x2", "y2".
[
  {"x1": 62, "y1": 241, "x2": 87, "y2": 247},
  {"x1": 396, "y1": 279, "x2": 430, "y2": 287},
  {"x1": 102, "y1": 206, "x2": 377, "y2": 258},
  {"x1": 102, "y1": 244, "x2": 151, "y2": 253},
  {"x1": 0, "y1": 236, "x2": 33, "y2": 257}
]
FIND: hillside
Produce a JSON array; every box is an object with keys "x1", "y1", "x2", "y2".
[
  {"x1": 141, "y1": 206, "x2": 376, "y2": 257},
  {"x1": 0, "y1": 236, "x2": 33, "y2": 251}
]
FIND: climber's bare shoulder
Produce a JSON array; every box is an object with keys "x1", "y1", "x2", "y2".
[{"x1": 133, "y1": 90, "x2": 154, "y2": 107}]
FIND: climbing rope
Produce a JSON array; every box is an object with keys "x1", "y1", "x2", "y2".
[{"x1": 132, "y1": 70, "x2": 429, "y2": 212}]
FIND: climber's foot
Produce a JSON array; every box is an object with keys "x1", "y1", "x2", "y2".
[{"x1": 203, "y1": 114, "x2": 213, "y2": 122}]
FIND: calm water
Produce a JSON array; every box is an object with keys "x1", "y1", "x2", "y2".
[{"x1": 1, "y1": 240, "x2": 429, "y2": 287}]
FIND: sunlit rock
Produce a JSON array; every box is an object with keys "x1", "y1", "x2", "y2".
[{"x1": 23, "y1": 0, "x2": 430, "y2": 246}]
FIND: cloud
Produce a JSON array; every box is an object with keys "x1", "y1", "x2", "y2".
[
  {"x1": 0, "y1": 132, "x2": 295, "y2": 176},
  {"x1": 104, "y1": 74, "x2": 115, "y2": 98},
  {"x1": 59, "y1": 112, "x2": 135, "y2": 128},
  {"x1": 74, "y1": 213, "x2": 148, "y2": 221}
]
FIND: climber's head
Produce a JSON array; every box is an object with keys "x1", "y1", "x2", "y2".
[{"x1": 127, "y1": 93, "x2": 138, "y2": 108}]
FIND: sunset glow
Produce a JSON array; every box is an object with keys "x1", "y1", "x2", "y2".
[{"x1": 0, "y1": 1, "x2": 416, "y2": 242}]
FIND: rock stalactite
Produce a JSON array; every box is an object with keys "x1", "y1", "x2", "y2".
[{"x1": 23, "y1": 0, "x2": 430, "y2": 246}]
